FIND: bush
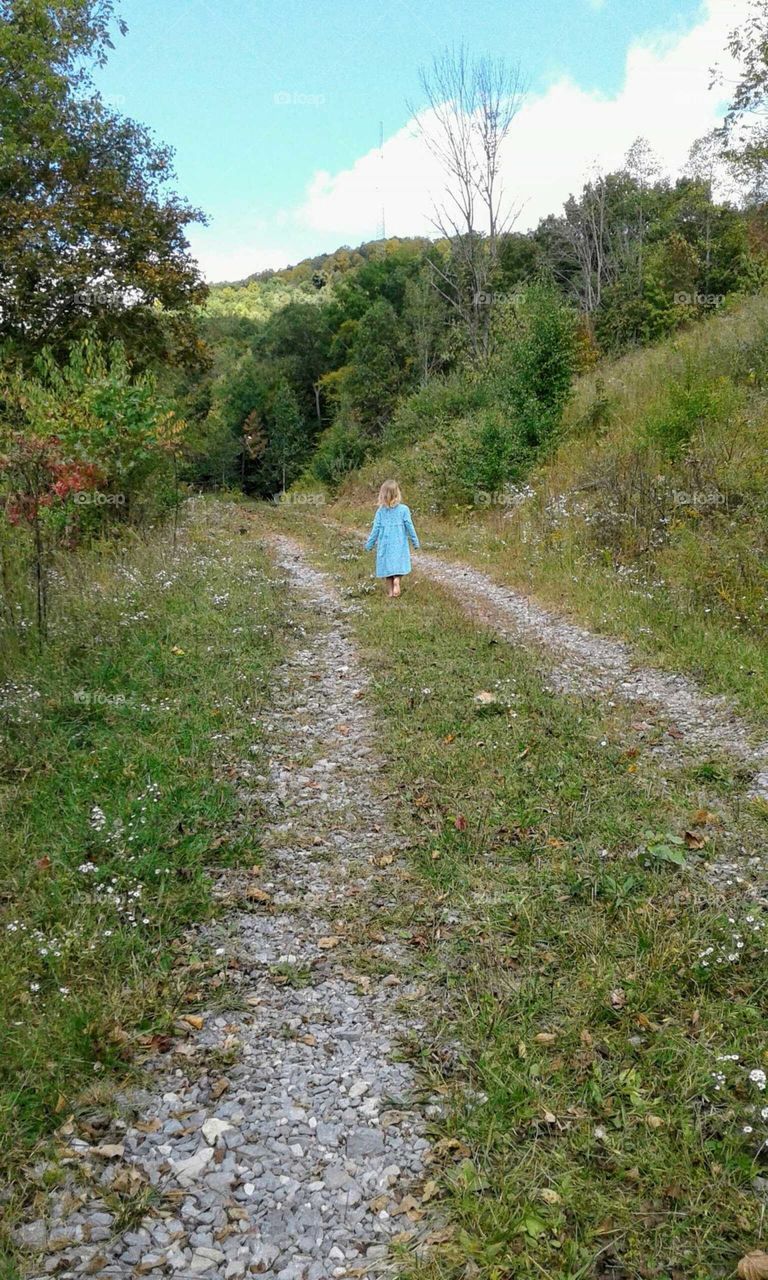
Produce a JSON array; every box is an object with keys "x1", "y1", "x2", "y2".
[
  {"x1": 644, "y1": 374, "x2": 744, "y2": 456},
  {"x1": 429, "y1": 408, "x2": 529, "y2": 508},
  {"x1": 492, "y1": 281, "x2": 578, "y2": 448},
  {"x1": 310, "y1": 419, "x2": 370, "y2": 489},
  {"x1": 381, "y1": 372, "x2": 493, "y2": 449}
]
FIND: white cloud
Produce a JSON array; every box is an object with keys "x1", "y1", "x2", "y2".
[{"x1": 195, "y1": 0, "x2": 750, "y2": 280}]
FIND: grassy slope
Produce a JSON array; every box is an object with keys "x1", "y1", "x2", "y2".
[
  {"x1": 271, "y1": 506, "x2": 768, "y2": 1280},
  {"x1": 0, "y1": 501, "x2": 288, "y2": 1263},
  {"x1": 325, "y1": 295, "x2": 768, "y2": 724}
]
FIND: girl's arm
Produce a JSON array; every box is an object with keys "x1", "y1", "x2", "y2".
[
  {"x1": 403, "y1": 506, "x2": 420, "y2": 549},
  {"x1": 364, "y1": 509, "x2": 381, "y2": 550}
]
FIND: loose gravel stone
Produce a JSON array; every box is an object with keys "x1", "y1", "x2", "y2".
[{"x1": 19, "y1": 532, "x2": 434, "y2": 1280}]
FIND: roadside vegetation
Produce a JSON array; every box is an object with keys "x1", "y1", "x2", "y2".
[{"x1": 270, "y1": 508, "x2": 768, "y2": 1280}]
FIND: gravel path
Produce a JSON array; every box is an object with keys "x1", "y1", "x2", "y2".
[
  {"x1": 413, "y1": 549, "x2": 768, "y2": 801},
  {"x1": 18, "y1": 536, "x2": 435, "y2": 1280},
  {"x1": 326, "y1": 516, "x2": 768, "y2": 798}
]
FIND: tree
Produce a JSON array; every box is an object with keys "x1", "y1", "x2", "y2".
[
  {"x1": 414, "y1": 46, "x2": 524, "y2": 358},
  {"x1": 0, "y1": 0, "x2": 207, "y2": 367},
  {"x1": 341, "y1": 300, "x2": 409, "y2": 437},
  {"x1": 266, "y1": 381, "x2": 306, "y2": 494},
  {"x1": 715, "y1": 0, "x2": 768, "y2": 202}
]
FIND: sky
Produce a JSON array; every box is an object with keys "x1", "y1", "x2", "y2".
[{"x1": 93, "y1": 0, "x2": 749, "y2": 282}]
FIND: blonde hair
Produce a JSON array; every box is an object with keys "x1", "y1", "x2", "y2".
[{"x1": 377, "y1": 479, "x2": 402, "y2": 508}]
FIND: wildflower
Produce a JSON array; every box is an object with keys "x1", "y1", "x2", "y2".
[
  {"x1": 59, "y1": 986, "x2": 70, "y2": 995},
  {"x1": 29, "y1": 982, "x2": 40, "y2": 992},
  {"x1": 90, "y1": 806, "x2": 107, "y2": 831},
  {"x1": 749, "y1": 1069, "x2": 767, "y2": 1091}
]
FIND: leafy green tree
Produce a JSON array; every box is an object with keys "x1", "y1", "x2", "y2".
[
  {"x1": 493, "y1": 281, "x2": 577, "y2": 448},
  {"x1": 265, "y1": 381, "x2": 307, "y2": 493},
  {"x1": 341, "y1": 299, "x2": 410, "y2": 438},
  {"x1": 0, "y1": 0, "x2": 206, "y2": 367}
]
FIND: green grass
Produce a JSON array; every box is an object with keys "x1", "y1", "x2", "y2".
[
  {"x1": 322, "y1": 293, "x2": 768, "y2": 724},
  {"x1": 271, "y1": 507, "x2": 768, "y2": 1280},
  {"x1": 0, "y1": 499, "x2": 289, "y2": 1258}
]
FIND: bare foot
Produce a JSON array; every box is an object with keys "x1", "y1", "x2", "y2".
[{"x1": 392, "y1": 578, "x2": 401, "y2": 598}]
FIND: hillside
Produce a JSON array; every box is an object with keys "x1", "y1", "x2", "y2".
[{"x1": 321, "y1": 294, "x2": 768, "y2": 720}]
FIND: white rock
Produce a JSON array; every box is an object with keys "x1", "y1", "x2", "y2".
[
  {"x1": 173, "y1": 1147, "x2": 214, "y2": 1186},
  {"x1": 201, "y1": 1117, "x2": 234, "y2": 1145}
]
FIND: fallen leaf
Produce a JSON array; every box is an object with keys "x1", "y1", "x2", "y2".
[
  {"x1": 299, "y1": 1034, "x2": 316, "y2": 1046},
  {"x1": 646, "y1": 1114, "x2": 664, "y2": 1130},
  {"x1": 246, "y1": 886, "x2": 272, "y2": 903},
  {"x1": 318, "y1": 936, "x2": 340, "y2": 950},
  {"x1": 609, "y1": 988, "x2": 626, "y2": 1010},
  {"x1": 683, "y1": 830, "x2": 707, "y2": 849},
  {"x1": 35, "y1": 855, "x2": 52, "y2": 871},
  {"x1": 370, "y1": 852, "x2": 395, "y2": 867},
  {"x1": 180, "y1": 1014, "x2": 204, "y2": 1031},
  {"x1": 737, "y1": 1252, "x2": 768, "y2": 1280},
  {"x1": 170, "y1": 646, "x2": 185, "y2": 656},
  {"x1": 54, "y1": 1093, "x2": 67, "y2": 1114},
  {"x1": 443, "y1": 733, "x2": 455, "y2": 744},
  {"x1": 335, "y1": 723, "x2": 350, "y2": 735},
  {"x1": 691, "y1": 808, "x2": 720, "y2": 827},
  {"x1": 454, "y1": 814, "x2": 468, "y2": 832},
  {"x1": 539, "y1": 1188, "x2": 562, "y2": 1205},
  {"x1": 135, "y1": 1118, "x2": 161, "y2": 1134},
  {"x1": 421, "y1": 1179, "x2": 440, "y2": 1202},
  {"x1": 431, "y1": 849, "x2": 441, "y2": 861},
  {"x1": 91, "y1": 1143, "x2": 124, "y2": 1159},
  {"x1": 534, "y1": 1032, "x2": 558, "y2": 1045},
  {"x1": 210, "y1": 1078, "x2": 230, "y2": 1099},
  {"x1": 474, "y1": 690, "x2": 497, "y2": 704}
]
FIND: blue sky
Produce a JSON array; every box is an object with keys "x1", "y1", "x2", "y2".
[{"x1": 94, "y1": 0, "x2": 741, "y2": 281}]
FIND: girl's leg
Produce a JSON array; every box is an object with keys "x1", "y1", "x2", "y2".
[
  {"x1": 392, "y1": 576, "x2": 401, "y2": 598},
  {"x1": 386, "y1": 576, "x2": 394, "y2": 597}
]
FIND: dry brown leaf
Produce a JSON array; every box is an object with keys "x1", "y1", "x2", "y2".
[
  {"x1": 135, "y1": 1118, "x2": 161, "y2": 1134},
  {"x1": 299, "y1": 1034, "x2": 317, "y2": 1046},
  {"x1": 246, "y1": 886, "x2": 272, "y2": 903},
  {"x1": 691, "y1": 808, "x2": 720, "y2": 826},
  {"x1": 539, "y1": 1188, "x2": 562, "y2": 1205},
  {"x1": 646, "y1": 1114, "x2": 664, "y2": 1130},
  {"x1": 180, "y1": 1014, "x2": 204, "y2": 1031},
  {"x1": 421, "y1": 1179, "x2": 439, "y2": 1202},
  {"x1": 609, "y1": 988, "x2": 626, "y2": 1010},
  {"x1": 534, "y1": 1032, "x2": 558, "y2": 1045},
  {"x1": 737, "y1": 1252, "x2": 768, "y2": 1280},
  {"x1": 211, "y1": 1078, "x2": 230, "y2": 1099},
  {"x1": 683, "y1": 830, "x2": 707, "y2": 849},
  {"x1": 91, "y1": 1143, "x2": 124, "y2": 1159},
  {"x1": 369, "y1": 1194, "x2": 390, "y2": 1213},
  {"x1": 370, "y1": 852, "x2": 395, "y2": 867},
  {"x1": 318, "y1": 936, "x2": 341, "y2": 950}
]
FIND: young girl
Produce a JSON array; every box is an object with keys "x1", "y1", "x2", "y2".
[{"x1": 364, "y1": 480, "x2": 420, "y2": 598}]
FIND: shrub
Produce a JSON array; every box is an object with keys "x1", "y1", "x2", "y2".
[
  {"x1": 644, "y1": 374, "x2": 744, "y2": 456},
  {"x1": 310, "y1": 419, "x2": 370, "y2": 489}
]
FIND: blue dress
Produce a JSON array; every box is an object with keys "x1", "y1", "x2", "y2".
[{"x1": 365, "y1": 503, "x2": 420, "y2": 577}]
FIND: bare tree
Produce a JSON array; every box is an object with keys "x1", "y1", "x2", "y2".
[{"x1": 412, "y1": 46, "x2": 525, "y2": 359}]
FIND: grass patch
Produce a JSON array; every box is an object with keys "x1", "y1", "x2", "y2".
[
  {"x1": 0, "y1": 499, "x2": 289, "y2": 1253},
  {"x1": 271, "y1": 508, "x2": 768, "y2": 1280}
]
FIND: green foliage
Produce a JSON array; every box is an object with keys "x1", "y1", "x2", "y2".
[
  {"x1": 432, "y1": 408, "x2": 529, "y2": 505},
  {"x1": 309, "y1": 419, "x2": 369, "y2": 489},
  {"x1": 644, "y1": 374, "x2": 745, "y2": 455},
  {"x1": 339, "y1": 299, "x2": 411, "y2": 438},
  {"x1": 492, "y1": 281, "x2": 579, "y2": 448},
  {"x1": 0, "y1": 0, "x2": 206, "y2": 368}
]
